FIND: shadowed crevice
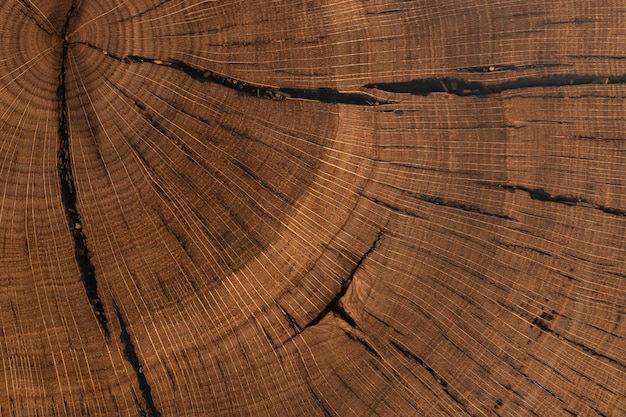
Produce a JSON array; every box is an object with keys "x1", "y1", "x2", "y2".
[
  {"x1": 303, "y1": 374, "x2": 334, "y2": 417},
  {"x1": 342, "y1": 329, "x2": 381, "y2": 359},
  {"x1": 124, "y1": 55, "x2": 389, "y2": 105},
  {"x1": 491, "y1": 238, "x2": 552, "y2": 257},
  {"x1": 112, "y1": 298, "x2": 161, "y2": 417},
  {"x1": 275, "y1": 300, "x2": 303, "y2": 335},
  {"x1": 413, "y1": 193, "x2": 515, "y2": 220},
  {"x1": 305, "y1": 231, "x2": 383, "y2": 329},
  {"x1": 365, "y1": 74, "x2": 626, "y2": 97},
  {"x1": 458, "y1": 63, "x2": 570, "y2": 73},
  {"x1": 68, "y1": 41, "x2": 626, "y2": 108},
  {"x1": 498, "y1": 184, "x2": 626, "y2": 216},
  {"x1": 18, "y1": 0, "x2": 58, "y2": 37},
  {"x1": 72, "y1": 42, "x2": 390, "y2": 106},
  {"x1": 57, "y1": 1, "x2": 109, "y2": 337}
]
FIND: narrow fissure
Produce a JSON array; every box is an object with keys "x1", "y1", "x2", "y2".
[
  {"x1": 457, "y1": 63, "x2": 570, "y2": 73},
  {"x1": 413, "y1": 193, "x2": 515, "y2": 220},
  {"x1": 390, "y1": 340, "x2": 474, "y2": 416},
  {"x1": 126, "y1": 55, "x2": 389, "y2": 105},
  {"x1": 112, "y1": 299, "x2": 161, "y2": 417},
  {"x1": 365, "y1": 74, "x2": 626, "y2": 97},
  {"x1": 498, "y1": 184, "x2": 626, "y2": 216},
  {"x1": 73, "y1": 42, "x2": 389, "y2": 106},
  {"x1": 57, "y1": 1, "x2": 109, "y2": 336},
  {"x1": 18, "y1": 0, "x2": 57, "y2": 37}
]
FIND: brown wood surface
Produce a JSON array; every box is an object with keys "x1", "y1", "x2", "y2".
[{"x1": 1, "y1": 1, "x2": 625, "y2": 416}]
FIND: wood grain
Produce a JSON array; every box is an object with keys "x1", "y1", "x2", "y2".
[{"x1": 0, "y1": 1, "x2": 624, "y2": 416}]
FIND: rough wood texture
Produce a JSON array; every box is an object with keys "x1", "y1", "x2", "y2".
[{"x1": 1, "y1": 1, "x2": 625, "y2": 416}]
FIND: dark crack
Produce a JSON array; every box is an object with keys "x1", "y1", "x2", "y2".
[
  {"x1": 365, "y1": 74, "x2": 626, "y2": 97},
  {"x1": 498, "y1": 184, "x2": 626, "y2": 216},
  {"x1": 74, "y1": 42, "x2": 390, "y2": 106},
  {"x1": 362, "y1": 194, "x2": 428, "y2": 220},
  {"x1": 531, "y1": 313, "x2": 626, "y2": 370},
  {"x1": 414, "y1": 194, "x2": 515, "y2": 220},
  {"x1": 390, "y1": 340, "x2": 473, "y2": 416},
  {"x1": 458, "y1": 63, "x2": 570, "y2": 73},
  {"x1": 569, "y1": 54, "x2": 626, "y2": 61},
  {"x1": 492, "y1": 238, "x2": 552, "y2": 257},
  {"x1": 342, "y1": 329, "x2": 381, "y2": 359},
  {"x1": 305, "y1": 232, "x2": 383, "y2": 329},
  {"x1": 57, "y1": 1, "x2": 109, "y2": 337},
  {"x1": 68, "y1": 41, "x2": 626, "y2": 110},
  {"x1": 18, "y1": 0, "x2": 57, "y2": 37},
  {"x1": 275, "y1": 300, "x2": 303, "y2": 335},
  {"x1": 112, "y1": 298, "x2": 161, "y2": 417},
  {"x1": 125, "y1": 55, "x2": 388, "y2": 105}
]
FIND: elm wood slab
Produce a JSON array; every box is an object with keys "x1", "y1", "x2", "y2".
[{"x1": 0, "y1": 1, "x2": 624, "y2": 416}]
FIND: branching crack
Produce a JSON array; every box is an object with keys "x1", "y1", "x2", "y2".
[
  {"x1": 57, "y1": 2, "x2": 109, "y2": 337},
  {"x1": 305, "y1": 231, "x2": 383, "y2": 329},
  {"x1": 112, "y1": 298, "x2": 161, "y2": 417}
]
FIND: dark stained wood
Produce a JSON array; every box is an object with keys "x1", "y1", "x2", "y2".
[{"x1": 0, "y1": 1, "x2": 624, "y2": 415}]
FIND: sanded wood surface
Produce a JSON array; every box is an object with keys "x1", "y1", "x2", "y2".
[{"x1": 1, "y1": 1, "x2": 625, "y2": 416}]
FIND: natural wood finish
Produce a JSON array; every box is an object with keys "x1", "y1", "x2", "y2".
[{"x1": 1, "y1": 1, "x2": 625, "y2": 416}]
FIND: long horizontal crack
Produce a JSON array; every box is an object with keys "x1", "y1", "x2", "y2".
[
  {"x1": 73, "y1": 42, "x2": 388, "y2": 106},
  {"x1": 365, "y1": 74, "x2": 626, "y2": 97},
  {"x1": 497, "y1": 184, "x2": 626, "y2": 216},
  {"x1": 58, "y1": 2, "x2": 109, "y2": 337},
  {"x1": 69, "y1": 41, "x2": 626, "y2": 109},
  {"x1": 112, "y1": 299, "x2": 161, "y2": 417}
]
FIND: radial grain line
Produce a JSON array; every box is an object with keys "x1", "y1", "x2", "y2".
[
  {"x1": 57, "y1": 1, "x2": 109, "y2": 336},
  {"x1": 112, "y1": 299, "x2": 161, "y2": 417}
]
